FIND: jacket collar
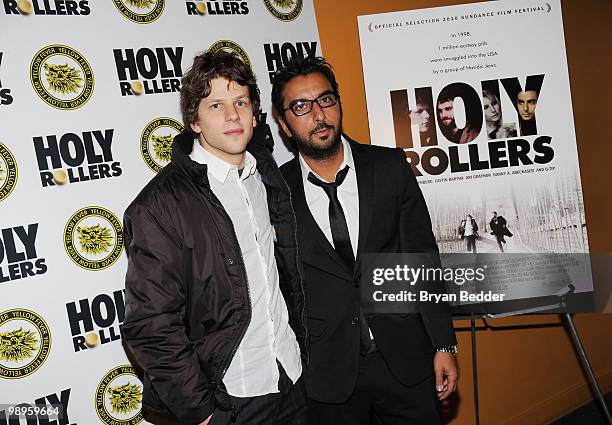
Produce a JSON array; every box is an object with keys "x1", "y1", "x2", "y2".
[
  {"x1": 348, "y1": 137, "x2": 374, "y2": 277},
  {"x1": 283, "y1": 134, "x2": 375, "y2": 281}
]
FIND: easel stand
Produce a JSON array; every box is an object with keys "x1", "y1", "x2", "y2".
[
  {"x1": 462, "y1": 289, "x2": 612, "y2": 425},
  {"x1": 563, "y1": 312, "x2": 612, "y2": 424},
  {"x1": 454, "y1": 313, "x2": 485, "y2": 425}
]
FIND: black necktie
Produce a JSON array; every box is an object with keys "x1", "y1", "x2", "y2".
[
  {"x1": 307, "y1": 165, "x2": 354, "y2": 270},
  {"x1": 308, "y1": 166, "x2": 373, "y2": 355}
]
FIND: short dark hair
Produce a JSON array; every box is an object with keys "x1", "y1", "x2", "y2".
[
  {"x1": 271, "y1": 56, "x2": 340, "y2": 116},
  {"x1": 437, "y1": 83, "x2": 465, "y2": 106},
  {"x1": 437, "y1": 92, "x2": 456, "y2": 106},
  {"x1": 180, "y1": 49, "x2": 261, "y2": 133}
]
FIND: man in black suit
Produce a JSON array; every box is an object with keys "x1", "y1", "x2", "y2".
[
  {"x1": 271, "y1": 56, "x2": 458, "y2": 424},
  {"x1": 490, "y1": 211, "x2": 513, "y2": 252}
]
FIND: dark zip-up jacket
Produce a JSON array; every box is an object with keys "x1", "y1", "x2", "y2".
[{"x1": 122, "y1": 124, "x2": 308, "y2": 425}]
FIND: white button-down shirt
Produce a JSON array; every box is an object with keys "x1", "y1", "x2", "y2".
[
  {"x1": 299, "y1": 137, "x2": 359, "y2": 256},
  {"x1": 190, "y1": 140, "x2": 302, "y2": 397}
]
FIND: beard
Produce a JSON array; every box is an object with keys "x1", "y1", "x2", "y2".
[
  {"x1": 440, "y1": 119, "x2": 457, "y2": 138},
  {"x1": 289, "y1": 120, "x2": 343, "y2": 160}
]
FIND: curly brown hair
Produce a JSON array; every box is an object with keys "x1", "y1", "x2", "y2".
[{"x1": 180, "y1": 49, "x2": 261, "y2": 134}]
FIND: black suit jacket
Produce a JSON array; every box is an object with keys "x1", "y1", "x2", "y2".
[{"x1": 280, "y1": 136, "x2": 456, "y2": 403}]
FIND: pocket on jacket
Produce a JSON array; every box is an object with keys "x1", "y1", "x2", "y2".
[
  {"x1": 141, "y1": 373, "x2": 172, "y2": 416},
  {"x1": 307, "y1": 317, "x2": 327, "y2": 338},
  {"x1": 208, "y1": 408, "x2": 230, "y2": 425}
]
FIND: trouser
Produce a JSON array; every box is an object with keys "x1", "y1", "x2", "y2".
[
  {"x1": 466, "y1": 235, "x2": 477, "y2": 253},
  {"x1": 494, "y1": 233, "x2": 505, "y2": 252},
  {"x1": 146, "y1": 362, "x2": 307, "y2": 425},
  {"x1": 210, "y1": 363, "x2": 307, "y2": 425},
  {"x1": 307, "y1": 346, "x2": 442, "y2": 425}
]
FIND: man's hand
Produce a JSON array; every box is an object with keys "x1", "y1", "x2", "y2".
[
  {"x1": 198, "y1": 414, "x2": 213, "y2": 425},
  {"x1": 433, "y1": 351, "x2": 458, "y2": 400}
]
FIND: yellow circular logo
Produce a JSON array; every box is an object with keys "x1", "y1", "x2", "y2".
[
  {"x1": 30, "y1": 44, "x2": 94, "y2": 110},
  {"x1": 264, "y1": 0, "x2": 302, "y2": 22},
  {"x1": 0, "y1": 142, "x2": 18, "y2": 203},
  {"x1": 64, "y1": 206, "x2": 124, "y2": 271},
  {"x1": 140, "y1": 117, "x2": 183, "y2": 173},
  {"x1": 0, "y1": 309, "x2": 51, "y2": 380},
  {"x1": 113, "y1": 0, "x2": 165, "y2": 24},
  {"x1": 208, "y1": 40, "x2": 251, "y2": 68},
  {"x1": 95, "y1": 364, "x2": 144, "y2": 425}
]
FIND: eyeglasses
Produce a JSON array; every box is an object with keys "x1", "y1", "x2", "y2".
[{"x1": 283, "y1": 92, "x2": 338, "y2": 116}]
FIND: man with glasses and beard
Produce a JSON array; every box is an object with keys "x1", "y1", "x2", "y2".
[{"x1": 271, "y1": 56, "x2": 458, "y2": 425}]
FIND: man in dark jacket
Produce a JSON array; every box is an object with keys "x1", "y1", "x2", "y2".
[
  {"x1": 490, "y1": 211, "x2": 512, "y2": 252},
  {"x1": 271, "y1": 56, "x2": 457, "y2": 425},
  {"x1": 122, "y1": 50, "x2": 307, "y2": 425}
]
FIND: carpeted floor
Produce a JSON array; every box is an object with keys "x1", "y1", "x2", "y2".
[{"x1": 549, "y1": 391, "x2": 612, "y2": 425}]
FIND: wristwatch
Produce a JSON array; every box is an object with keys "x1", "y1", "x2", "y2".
[{"x1": 436, "y1": 345, "x2": 458, "y2": 355}]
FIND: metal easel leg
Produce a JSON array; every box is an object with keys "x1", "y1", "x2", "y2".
[{"x1": 563, "y1": 313, "x2": 612, "y2": 425}]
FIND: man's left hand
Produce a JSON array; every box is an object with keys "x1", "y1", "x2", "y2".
[{"x1": 433, "y1": 351, "x2": 458, "y2": 400}]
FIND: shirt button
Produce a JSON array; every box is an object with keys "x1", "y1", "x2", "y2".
[
  {"x1": 227, "y1": 258, "x2": 235, "y2": 265},
  {"x1": 351, "y1": 316, "x2": 359, "y2": 325}
]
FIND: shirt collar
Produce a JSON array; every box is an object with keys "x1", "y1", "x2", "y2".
[
  {"x1": 190, "y1": 139, "x2": 256, "y2": 183},
  {"x1": 299, "y1": 135, "x2": 354, "y2": 184}
]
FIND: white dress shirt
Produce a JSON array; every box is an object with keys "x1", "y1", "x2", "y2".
[
  {"x1": 464, "y1": 219, "x2": 476, "y2": 237},
  {"x1": 299, "y1": 137, "x2": 359, "y2": 256},
  {"x1": 190, "y1": 140, "x2": 302, "y2": 397},
  {"x1": 300, "y1": 138, "x2": 374, "y2": 339}
]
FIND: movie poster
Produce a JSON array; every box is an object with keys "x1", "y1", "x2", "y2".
[{"x1": 358, "y1": 0, "x2": 588, "y2": 258}]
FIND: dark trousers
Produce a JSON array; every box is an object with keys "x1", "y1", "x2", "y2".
[
  {"x1": 465, "y1": 235, "x2": 477, "y2": 253},
  {"x1": 210, "y1": 363, "x2": 307, "y2": 425},
  {"x1": 493, "y1": 233, "x2": 505, "y2": 252},
  {"x1": 146, "y1": 363, "x2": 306, "y2": 425},
  {"x1": 308, "y1": 347, "x2": 442, "y2": 425}
]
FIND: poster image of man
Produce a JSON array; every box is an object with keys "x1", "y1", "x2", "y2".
[
  {"x1": 458, "y1": 214, "x2": 479, "y2": 253},
  {"x1": 490, "y1": 211, "x2": 513, "y2": 253},
  {"x1": 500, "y1": 74, "x2": 544, "y2": 137},
  {"x1": 436, "y1": 83, "x2": 480, "y2": 144},
  {"x1": 517, "y1": 90, "x2": 538, "y2": 121},
  {"x1": 410, "y1": 91, "x2": 437, "y2": 147}
]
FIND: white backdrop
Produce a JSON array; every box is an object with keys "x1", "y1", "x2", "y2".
[{"x1": 0, "y1": 1, "x2": 320, "y2": 423}]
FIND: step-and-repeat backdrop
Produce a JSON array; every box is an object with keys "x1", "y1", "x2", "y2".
[{"x1": 0, "y1": 1, "x2": 320, "y2": 423}]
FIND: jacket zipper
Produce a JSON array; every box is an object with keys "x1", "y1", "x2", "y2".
[
  {"x1": 197, "y1": 170, "x2": 307, "y2": 379},
  {"x1": 191, "y1": 176, "x2": 253, "y2": 386},
  {"x1": 209, "y1": 194, "x2": 253, "y2": 383}
]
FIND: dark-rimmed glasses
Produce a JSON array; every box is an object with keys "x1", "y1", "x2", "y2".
[{"x1": 283, "y1": 92, "x2": 338, "y2": 116}]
